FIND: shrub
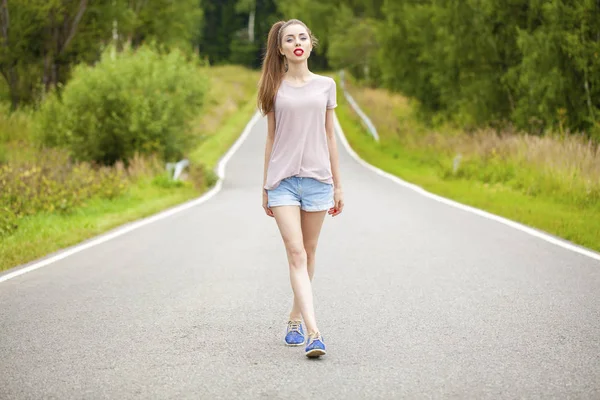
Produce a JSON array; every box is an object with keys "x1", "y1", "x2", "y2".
[
  {"x1": 36, "y1": 45, "x2": 210, "y2": 166},
  {"x1": 187, "y1": 163, "x2": 218, "y2": 189},
  {"x1": 0, "y1": 144, "x2": 6, "y2": 164},
  {"x1": 0, "y1": 206, "x2": 18, "y2": 237},
  {"x1": 0, "y1": 148, "x2": 126, "y2": 236},
  {"x1": 0, "y1": 103, "x2": 34, "y2": 145},
  {"x1": 152, "y1": 173, "x2": 187, "y2": 189}
]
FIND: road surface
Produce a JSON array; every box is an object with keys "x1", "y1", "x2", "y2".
[{"x1": 1, "y1": 114, "x2": 599, "y2": 399}]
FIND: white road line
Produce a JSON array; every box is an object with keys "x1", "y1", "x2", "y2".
[
  {"x1": 333, "y1": 114, "x2": 600, "y2": 262},
  {"x1": 0, "y1": 111, "x2": 263, "y2": 283}
]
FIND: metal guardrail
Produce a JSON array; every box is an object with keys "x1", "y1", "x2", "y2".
[
  {"x1": 166, "y1": 159, "x2": 189, "y2": 180},
  {"x1": 338, "y1": 70, "x2": 380, "y2": 142}
]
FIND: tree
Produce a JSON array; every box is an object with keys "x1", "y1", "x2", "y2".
[
  {"x1": 0, "y1": 0, "x2": 21, "y2": 108},
  {"x1": 41, "y1": 0, "x2": 90, "y2": 91},
  {"x1": 126, "y1": 0, "x2": 202, "y2": 51},
  {"x1": 0, "y1": 0, "x2": 203, "y2": 108},
  {"x1": 377, "y1": 0, "x2": 441, "y2": 113},
  {"x1": 228, "y1": 0, "x2": 279, "y2": 68},
  {"x1": 0, "y1": 0, "x2": 51, "y2": 108},
  {"x1": 512, "y1": 0, "x2": 600, "y2": 136},
  {"x1": 0, "y1": 0, "x2": 122, "y2": 107},
  {"x1": 199, "y1": 0, "x2": 244, "y2": 64},
  {"x1": 327, "y1": 4, "x2": 379, "y2": 84}
]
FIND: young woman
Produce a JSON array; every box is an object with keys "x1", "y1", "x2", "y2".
[{"x1": 257, "y1": 19, "x2": 344, "y2": 358}]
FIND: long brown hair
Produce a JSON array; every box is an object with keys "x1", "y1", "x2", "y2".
[{"x1": 257, "y1": 19, "x2": 318, "y2": 115}]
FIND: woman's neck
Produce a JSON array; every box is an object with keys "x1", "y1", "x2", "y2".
[{"x1": 284, "y1": 61, "x2": 312, "y2": 82}]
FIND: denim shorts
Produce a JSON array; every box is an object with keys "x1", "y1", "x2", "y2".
[{"x1": 267, "y1": 176, "x2": 334, "y2": 212}]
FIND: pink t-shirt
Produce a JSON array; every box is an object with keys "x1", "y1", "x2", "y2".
[{"x1": 264, "y1": 74, "x2": 337, "y2": 190}]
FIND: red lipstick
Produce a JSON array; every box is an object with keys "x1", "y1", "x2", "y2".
[{"x1": 293, "y1": 48, "x2": 304, "y2": 56}]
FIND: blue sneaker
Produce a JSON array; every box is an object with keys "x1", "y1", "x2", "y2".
[
  {"x1": 284, "y1": 320, "x2": 305, "y2": 346},
  {"x1": 305, "y1": 332, "x2": 326, "y2": 358}
]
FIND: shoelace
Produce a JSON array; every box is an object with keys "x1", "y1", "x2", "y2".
[
  {"x1": 307, "y1": 332, "x2": 322, "y2": 344},
  {"x1": 288, "y1": 321, "x2": 302, "y2": 333}
]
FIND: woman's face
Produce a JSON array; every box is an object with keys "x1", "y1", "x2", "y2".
[{"x1": 280, "y1": 24, "x2": 312, "y2": 63}]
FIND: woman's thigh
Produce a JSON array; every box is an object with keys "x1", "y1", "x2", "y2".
[
  {"x1": 300, "y1": 210, "x2": 327, "y2": 252},
  {"x1": 271, "y1": 205, "x2": 304, "y2": 251}
]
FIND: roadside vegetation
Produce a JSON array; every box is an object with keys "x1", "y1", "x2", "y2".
[
  {"x1": 336, "y1": 75, "x2": 600, "y2": 252},
  {"x1": 0, "y1": 58, "x2": 259, "y2": 270}
]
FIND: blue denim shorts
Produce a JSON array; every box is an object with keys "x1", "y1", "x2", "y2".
[{"x1": 267, "y1": 176, "x2": 334, "y2": 212}]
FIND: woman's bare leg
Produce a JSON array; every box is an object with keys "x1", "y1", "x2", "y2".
[
  {"x1": 288, "y1": 210, "x2": 327, "y2": 333},
  {"x1": 272, "y1": 206, "x2": 319, "y2": 334}
]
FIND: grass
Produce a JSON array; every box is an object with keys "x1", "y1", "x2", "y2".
[
  {"x1": 0, "y1": 104, "x2": 35, "y2": 163},
  {"x1": 188, "y1": 64, "x2": 260, "y2": 169},
  {"x1": 1, "y1": 65, "x2": 260, "y2": 271},
  {"x1": 0, "y1": 180, "x2": 199, "y2": 269},
  {"x1": 189, "y1": 98, "x2": 257, "y2": 168},
  {"x1": 334, "y1": 74, "x2": 600, "y2": 253}
]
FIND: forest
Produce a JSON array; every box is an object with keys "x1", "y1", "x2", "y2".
[{"x1": 2, "y1": 0, "x2": 599, "y2": 138}]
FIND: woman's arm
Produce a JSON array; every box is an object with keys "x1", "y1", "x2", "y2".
[
  {"x1": 262, "y1": 111, "x2": 276, "y2": 217},
  {"x1": 263, "y1": 111, "x2": 276, "y2": 188},
  {"x1": 325, "y1": 108, "x2": 344, "y2": 216}
]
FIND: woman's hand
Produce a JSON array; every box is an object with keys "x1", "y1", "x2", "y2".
[
  {"x1": 328, "y1": 187, "x2": 344, "y2": 217},
  {"x1": 263, "y1": 189, "x2": 274, "y2": 217}
]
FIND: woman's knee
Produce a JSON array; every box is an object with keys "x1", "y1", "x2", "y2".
[
  {"x1": 286, "y1": 244, "x2": 307, "y2": 268},
  {"x1": 304, "y1": 242, "x2": 317, "y2": 261}
]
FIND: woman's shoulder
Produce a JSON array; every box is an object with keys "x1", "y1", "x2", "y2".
[
  {"x1": 310, "y1": 73, "x2": 336, "y2": 84},
  {"x1": 308, "y1": 74, "x2": 336, "y2": 90}
]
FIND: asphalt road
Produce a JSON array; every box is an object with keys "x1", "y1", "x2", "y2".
[{"x1": 1, "y1": 114, "x2": 599, "y2": 399}]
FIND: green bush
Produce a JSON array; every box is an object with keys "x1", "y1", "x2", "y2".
[
  {"x1": 228, "y1": 38, "x2": 260, "y2": 68},
  {"x1": 0, "y1": 103, "x2": 34, "y2": 144},
  {"x1": 151, "y1": 173, "x2": 187, "y2": 189},
  {"x1": 36, "y1": 45, "x2": 210, "y2": 166},
  {"x1": 187, "y1": 163, "x2": 218, "y2": 189},
  {"x1": 0, "y1": 206, "x2": 18, "y2": 237},
  {"x1": 0, "y1": 148, "x2": 126, "y2": 236}
]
